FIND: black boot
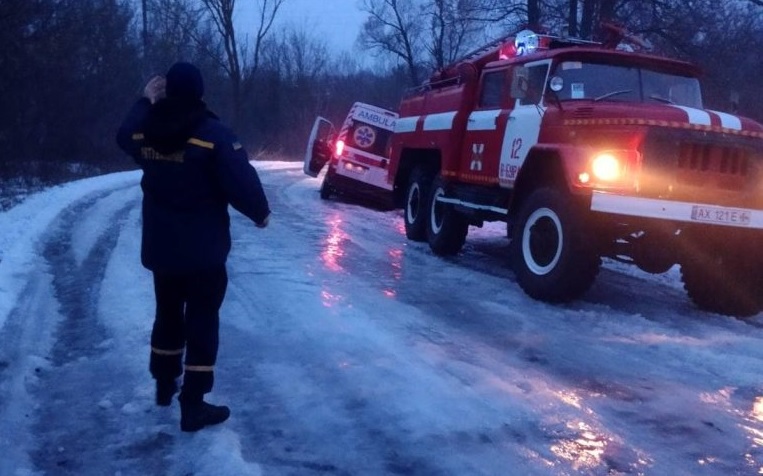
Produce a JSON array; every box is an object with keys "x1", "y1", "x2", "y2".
[
  {"x1": 156, "y1": 379, "x2": 178, "y2": 407},
  {"x1": 180, "y1": 399, "x2": 230, "y2": 432}
]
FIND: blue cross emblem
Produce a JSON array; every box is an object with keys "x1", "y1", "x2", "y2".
[{"x1": 354, "y1": 126, "x2": 376, "y2": 148}]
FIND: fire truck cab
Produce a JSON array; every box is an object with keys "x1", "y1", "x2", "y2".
[
  {"x1": 388, "y1": 28, "x2": 763, "y2": 316},
  {"x1": 304, "y1": 102, "x2": 398, "y2": 208}
]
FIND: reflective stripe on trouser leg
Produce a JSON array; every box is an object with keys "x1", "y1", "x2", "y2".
[
  {"x1": 150, "y1": 272, "x2": 186, "y2": 380},
  {"x1": 150, "y1": 346, "x2": 184, "y2": 379},
  {"x1": 180, "y1": 266, "x2": 227, "y2": 401},
  {"x1": 182, "y1": 367, "x2": 215, "y2": 403}
]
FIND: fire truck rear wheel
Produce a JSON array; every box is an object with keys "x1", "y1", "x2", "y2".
[
  {"x1": 511, "y1": 188, "x2": 600, "y2": 302},
  {"x1": 427, "y1": 176, "x2": 468, "y2": 255},
  {"x1": 404, "y1": 167, "x2": 434, "y2": 241},
  {"x1": 681, "y1": 245, "x2": 763, "y2": 317}
]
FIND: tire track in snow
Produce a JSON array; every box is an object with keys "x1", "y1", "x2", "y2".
[{"x1": 22, "y1": 189, "x2": 175, "y2": 475}]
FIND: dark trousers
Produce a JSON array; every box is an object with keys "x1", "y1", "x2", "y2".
[{"x1": 149, "y1": 266, "x2": 228, "y2": 401}]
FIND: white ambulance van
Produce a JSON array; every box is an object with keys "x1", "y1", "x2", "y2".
[{"x1": 304, "y1": 102, "x2": 398, "y2": 208}]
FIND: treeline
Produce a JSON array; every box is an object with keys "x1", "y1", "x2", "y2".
[{"x1": 1, "y1": 0, "x2": 762, "y2": 184}]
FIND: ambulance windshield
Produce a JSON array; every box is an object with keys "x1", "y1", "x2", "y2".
[{"x1": 550, "y1": 61, "x2": 703, "y2": 109}]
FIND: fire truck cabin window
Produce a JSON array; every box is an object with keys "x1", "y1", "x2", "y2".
[
  {"x1": 479, "y1": 71, "x2": 504, "y2": 108},
  {"x1": 552, "y1": 61, "x2": 703, "y2": 108},
  {"x1": 516, "y1": 64, "x2": 549, "y2": 106}
]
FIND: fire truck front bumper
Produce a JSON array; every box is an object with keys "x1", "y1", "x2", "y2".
[{"x1": 590, "y1": 191, "x2": 763, "y2": 230}]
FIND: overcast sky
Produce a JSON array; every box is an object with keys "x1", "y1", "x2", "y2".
[{"x1": 239, "y1": 0, "x2": 367, "y2": 54}]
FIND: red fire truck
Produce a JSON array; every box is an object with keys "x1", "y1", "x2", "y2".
[{"x1": 386, "y1": 27, "x2": 763, "y2": 316}]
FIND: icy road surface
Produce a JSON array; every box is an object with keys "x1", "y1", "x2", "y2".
[{"x1": 1, "y1": 161, "x2": 763, "y2": 475}]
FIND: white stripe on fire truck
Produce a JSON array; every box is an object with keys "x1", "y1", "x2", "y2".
[
  {"x1": 590, "y1": 192, "x2": 763, "y2": 229},
  {"x1": 423, "y1": 111, "x2": 457, "y2": 131},
  {"x1": 708, "y1": 110, "x2": 742, "y2": 130},
  {"x1": 394, "y1": 116, "x2": 420, "y2": 133},
  {"x1": 670, "y1": 105, "x2": 711, "y2": 126},
  {"x1": 467, "y1": 110, "x2": 501, "y2": 131}
]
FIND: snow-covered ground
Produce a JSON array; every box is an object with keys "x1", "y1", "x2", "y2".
[{"x1": 1, "y1": 161, "x2": 763, "y2": 475}]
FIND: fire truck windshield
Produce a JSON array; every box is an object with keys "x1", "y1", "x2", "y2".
[{"x1": 550, "y1": 61, "x2": 703, "y2": 108}]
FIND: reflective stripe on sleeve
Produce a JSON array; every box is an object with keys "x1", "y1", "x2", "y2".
[{"x1": 188, "y1": 138, "x2": 215, "y2": 149}]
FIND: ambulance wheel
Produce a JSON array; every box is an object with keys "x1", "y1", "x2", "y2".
[
  {"x1": 319, "y1": 172, "x2": 333, "y2": 200},
  {"x1": 681, "y1": 246, "x2": 762, "y2": 317},
  {"x1": 427, "y1": 176, "x2": 468, "y2": 255},
  {"x1": 510, "y1": 187, "x2": 600, "y2": 302},
  {"x1": 404, "y1": 167, "x2": 433, "y2": 241}
]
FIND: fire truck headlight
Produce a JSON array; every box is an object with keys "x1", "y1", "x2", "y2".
[
  {"x1": 591, "y1": 152, "x2": 623, "y2": 182},
  {"x1": 581, "y1": 149, "x2": 641, "y2": 189}
]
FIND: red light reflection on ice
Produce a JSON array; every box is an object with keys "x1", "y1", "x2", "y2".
[
  {"x1": 394, "y1": 219, "x2": 406, "y2": 236},
  {"x1": 321, "y1": 289, "x2": 342, "y2": 308},
  {"x1": 752, "y1": 396, "x2": 763, "y2": 423},
  {"x1": 741, "y1": 395, "x2": 763, "y2": 473},
  {"x1": 321, "y1": 215, "x2": 349, "y2": 272},
  {"x1": 382, "y1": 247, "x2": 404, "y2": 298},
  {"x1": 549, "y1": 421, "x2": 607, "y2": 470}
]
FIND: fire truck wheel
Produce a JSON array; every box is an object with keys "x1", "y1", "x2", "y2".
[
  {"x1": 427, "y1": 176, "x2": 468, "y2": 255},
  {"x1": 404, "y1": 167, "x2": 434, "y2": 241},
  {"x1": 680, "y1": 246, "x2": 763, "y2": 317},
  {"x1": 511, "y1": 188, "x2": 600, "y2": 302}
]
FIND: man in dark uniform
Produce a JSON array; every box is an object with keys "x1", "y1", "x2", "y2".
[{"x1": 116, "y1": 62, "x2": 271, "y2": 432}]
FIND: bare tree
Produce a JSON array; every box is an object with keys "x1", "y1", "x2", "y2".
[
  {"x1": 425, "y1": 0, "x2": 486, "y2": 70},
  {"x1": 567, "y1": 0, "x2": 578, "y2": 35},
  {"x1": 359, "y1": 0, "x2": 425, "y2": 85},
  {"x1": 360, "y1": 0, "x2": 512, "y2": 84},
  {"x1": 199, "y1": 0, "x2": 285, "y2": 129},
  {"x1": 273, "y1": 27, "x2": 330, "y2": 84},
  {"x1": 260, "y1": 26, "x2": 332, "y2": 151},
  {"x1": 145, "y1": 0, "x2": 207, "y2": 71},
  {"x1": 449, "y1": 0, "x2": 525, "y2": 24},
  {"x1": 527, "y1": 0, "x2": 541, "y2": 25}
]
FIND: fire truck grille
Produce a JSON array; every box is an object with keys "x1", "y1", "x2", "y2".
[
  {"x1": 677, "y1": 143, "x2": 749, "y2": 178},
  {"x1": 639, "y1": 130, "x2": 763, "y2": 207}
]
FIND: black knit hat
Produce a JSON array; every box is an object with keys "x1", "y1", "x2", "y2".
[{"x1": 165, "y1": 62, "x2": 204, "y2": 100}]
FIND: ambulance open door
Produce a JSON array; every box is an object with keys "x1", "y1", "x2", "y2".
[{"x1": 303, "y1": 117, "x2": 335, "y2": 177}]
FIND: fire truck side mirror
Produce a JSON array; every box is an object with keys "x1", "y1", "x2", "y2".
[{"x1": 510, "y1": 67, "x2": 529, "y2": 100}]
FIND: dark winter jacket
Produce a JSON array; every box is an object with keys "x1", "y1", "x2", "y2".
[{"x1": 116, "y1": 97, "x2": 270, "y2": 273}]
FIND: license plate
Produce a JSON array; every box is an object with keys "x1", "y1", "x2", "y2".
[{"x1": 690, "y1": 205, "x2": 751, "y2": 226}]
